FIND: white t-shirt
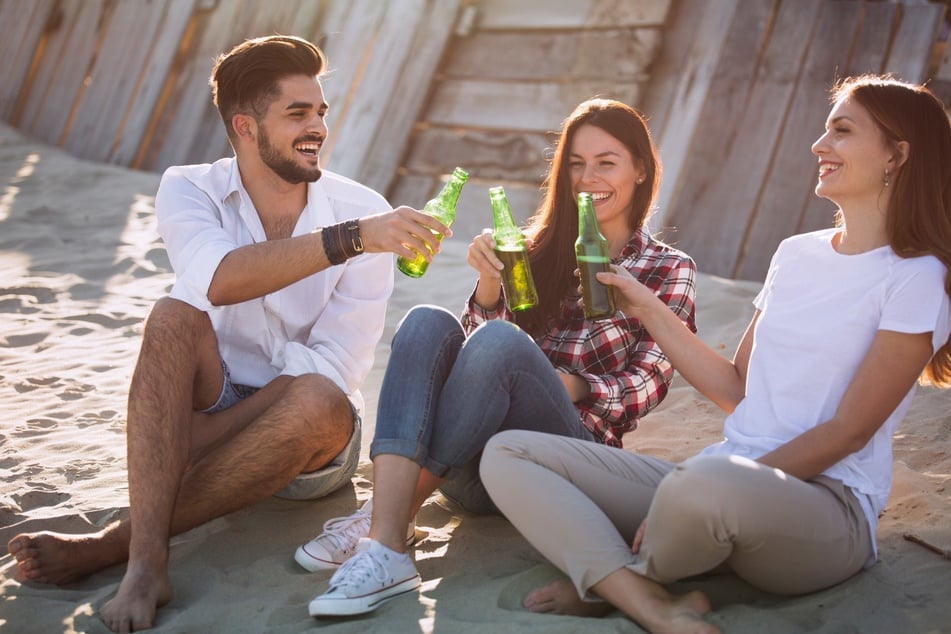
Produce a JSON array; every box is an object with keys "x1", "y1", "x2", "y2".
[
  {"x1": 155, "y1": 157, "x2": 394, "y2": 413},
  {"x1": 701, "y1": 228, "x2": 950, "y2": 545}
]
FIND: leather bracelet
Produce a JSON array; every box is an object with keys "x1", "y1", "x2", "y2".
[
  {"x1": 322, "y1": 221, "x2": 363, "y2": 265},
  {"x1": 342, "y1": 221, "x2": 364, "y2": 258},
  {"x1": 322, "y1": 223, "x2": 347, "y2": 265}
]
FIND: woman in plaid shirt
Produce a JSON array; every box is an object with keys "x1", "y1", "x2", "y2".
[{"x1": 303, "y1": 99, "x2": 697, "y2": 617}]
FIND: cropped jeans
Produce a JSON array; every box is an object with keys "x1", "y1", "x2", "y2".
[{"x1": 370, "y1": 304, "x2": 594, "y2": 513}]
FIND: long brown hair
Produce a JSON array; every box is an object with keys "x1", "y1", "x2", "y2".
[
  {"x1": 833, "y1": 75, "x2": 951, "y2": 386},
  {"x1": 516, "y1": 98, "x2": 660, "y2": 336}
]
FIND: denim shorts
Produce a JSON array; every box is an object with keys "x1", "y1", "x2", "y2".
[{"x1": 203, "y1": 359, "x2": 361, "y2": 501}]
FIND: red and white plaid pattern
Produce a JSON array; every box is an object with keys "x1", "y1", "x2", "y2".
[{"x1": 462, "y1": 227, "x2": 697, "y2": 447}]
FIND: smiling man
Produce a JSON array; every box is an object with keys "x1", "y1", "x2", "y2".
[{"x1": 6, "y1": 35, "x2": 450, "y2": 633}]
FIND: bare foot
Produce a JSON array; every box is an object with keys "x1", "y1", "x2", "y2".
[
  {"x1": 645, "y1": 590, "x2": 718, "y2": 634},
  {"x1": 523, "y1": 579, "x2": 613, "y2": 616},
  {"x1": 7, "y1": 529, "x2": 127, "y2": 585},
  {"x1": 100, "y1": 562, "x2": 172, "y2": 633},
  {"x1": 591, "y1": 568, "x2": 718, "y2": 634}
]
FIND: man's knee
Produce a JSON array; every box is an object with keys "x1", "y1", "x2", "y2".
[
  {"x1": 144, "y1": 298, "x2": 212, "y2": 343},
  {"x1": 285, "y1": 374, "x2": 353, "y2": 445}
]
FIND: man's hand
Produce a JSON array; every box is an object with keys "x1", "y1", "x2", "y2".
[{"x1": 358, "y1": 206, "x2": 450, "y2": 262}]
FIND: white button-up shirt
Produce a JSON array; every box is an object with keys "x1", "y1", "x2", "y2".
[{"x1": 155, "y1": 157, "x2": 394, "y2": 413}]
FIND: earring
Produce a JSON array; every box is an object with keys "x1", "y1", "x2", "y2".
[
  {"x1": 636, "y1": 176, "x2": 645, "y2": 184},
  {"x1": 883, "y1": 169, "x2": 890, "y2": 187}
]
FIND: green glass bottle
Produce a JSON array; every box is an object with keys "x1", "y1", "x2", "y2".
[
  {"x1": 397, "y1": 167, "x2": 469, "y2": 278},
  {"x1": 574, "y1": 192, "x2": 616, "y2": 319},
  {"x1": 489, "y1": 186, "x2": 538, "y2": 312}
]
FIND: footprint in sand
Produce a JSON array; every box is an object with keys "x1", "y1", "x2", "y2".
[
  {"x1": 12, "y1": 488, "x2": 69, "y2": 512},
  {"x1": 0, "y1": 286, "x2": 57, "y2": 304},
  {"x1": 58, "y1": 382, "x2": 96, "y2": 401},
  {"x1": 62, "y1": 459, "x2": 102, "y2": 484},
  {"x1": 64, "y1": 312, "x2": 141, "y2": 329},
  {"x1": 76, "y1": 409, "x2": 119, "y2": 429},
  {"x1": 5, "y1": 332, "x2": 48, "y2": 347}
]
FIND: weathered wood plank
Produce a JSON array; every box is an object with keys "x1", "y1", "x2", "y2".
[
  {"x1": 17, "y1": 0, "x2": 104, "y2": 145},
  {"x1": 317, "y1": 0, "x2": 387, "y2": 136},
  {"x1": 148, "y1": 0, "x2": 258, "y2": 171},
  {"x1": 403, "y1": 128, "x2": 553, "y2": 183},
  {"x1": 644, "y1": 0, "x2": 739, "y2": 232},
  {"x1": 843, "y1": 1, "x2": 898, "y2": 77},
  {"x1": 426, "y1": 78, "x2": 640, "y2": 133},
  {"x1": 110, "y1": 0, "x2": 198, "y2": 166},
  {"x1": 442, "y1": 28, "x2": 659, "y2": 81},
  {"x1": 884, "y1": 2, "x2": 944, "y2": 83},
  {"x1": 322, "y1": 0, "x2": 429, "y2": 181},
  {"x1": 473, "y1": 0, "x2": 671, "y2": 29},
  {"x1": 684, "y1": 0, "x2": 822, "y2": 278},
  {"x1": 796, "y1": 2, "x2": 901, "y2": 233},
  {"x1": 660, "y1": 0, "x2": 777, "y2": 276},
  {"x1": 63, "y1": 0, "x2": 175, "y2": 161},
  {"x1": 736, "y1": 1, "x2": 864, "y2": 281},
  {"x1": 356, "y1": 0, "x2": 463, "y2": 193},
  {"x1": 0, "y1": 0, "x2": 57, "y2": 120}
]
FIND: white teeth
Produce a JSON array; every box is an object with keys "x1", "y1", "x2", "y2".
[
  {"x1": 818, "y1": 163, "x2": 839, "y2": 176},
  {"x1": 589, "y1": 192, "x2": 609, "y2": 201},
  {"x1": 296, "y1": 143, "x2": 319, "y2": 152}
]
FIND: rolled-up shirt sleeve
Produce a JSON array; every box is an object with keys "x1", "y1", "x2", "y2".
[
  {"x1": 155, "y1": 166, "x2": 236, "y2": 311},
  {"x1": 460, "y1": 281, "x2": 511, "y2": 334}
]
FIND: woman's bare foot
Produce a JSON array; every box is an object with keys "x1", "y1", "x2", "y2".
[
  {"x1": 7, "y1": 528, "x2": 127, "y2": 585},
  {"x1": 593, "y1": 568, "x2": 718, "y2": 634},
  {"x1": 100, "y1": 561, "x2": 173, "y2": 633},
  {"x1": 523, "y1": 579, "x2": 613, "y2": 616}
]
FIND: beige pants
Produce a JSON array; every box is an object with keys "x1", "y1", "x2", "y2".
[{"x1": 480, "y1": 430, "x2": 873, "y2": 599}]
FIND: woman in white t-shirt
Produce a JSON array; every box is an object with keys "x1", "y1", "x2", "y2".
[{"x1": 480, "y1": 75, "x2": 951, "y2": 633}]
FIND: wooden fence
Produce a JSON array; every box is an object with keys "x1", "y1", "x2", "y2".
[
  {"x1": 0, "y1": 0, "x2": 945, "y2": 279},
  {"x1": 0, "y1": 0, "x2": 462, "y2": 195},
  {"x1": 644, "y1": 0, "x2": 946, "y2": 280}
]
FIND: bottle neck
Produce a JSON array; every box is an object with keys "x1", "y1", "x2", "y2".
[
  {"x1": 437, "y1": 177, "x2": 465, "y2": 208},
  {"x1": 577, "y1": 202, "x2": 604, "y2": 240}
]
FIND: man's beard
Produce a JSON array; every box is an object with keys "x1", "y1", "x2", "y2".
[{"x1": 257, "y1": 127, "x2": 322, "y2": 184}]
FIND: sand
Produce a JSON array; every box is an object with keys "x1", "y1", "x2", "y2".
[{"x1": 1, "y1": 121, "x2": 949, "y2": 633}]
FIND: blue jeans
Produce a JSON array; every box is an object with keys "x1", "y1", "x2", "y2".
[{"x1": 371, "y1": 304, "x2": 594, "y2": 513}]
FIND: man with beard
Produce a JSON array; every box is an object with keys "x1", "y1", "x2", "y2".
[{"x1": 6, "y1": 35, "x2": 451, "y2": 633}]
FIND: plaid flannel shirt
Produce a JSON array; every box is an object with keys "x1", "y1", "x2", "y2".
[{"x1": 461, "y1": 226, "x2": 697, "y2": 447}]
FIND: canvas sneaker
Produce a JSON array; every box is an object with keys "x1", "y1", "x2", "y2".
[
  {"x1": 308, "y1": 538, "x2": 421, "y2": 616},
  {"x1": 295, "y1": 500, "x2": 416, "y2": 572}
]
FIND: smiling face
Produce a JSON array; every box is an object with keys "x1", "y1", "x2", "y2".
[
  {"x1": 811, "y1": 96, "x2": 895, "y2": 210},
  {"x1": 568, "y1": 123, "x2": 645, "y2": 238},
  {"x1": 252, "y1": 74, "x2": 328, "y2": 184}
]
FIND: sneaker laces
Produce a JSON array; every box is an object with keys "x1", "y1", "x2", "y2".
[
  {"x1": 329, "y1": 549, "x2": 388, "y2": 591},
  {"x1": 317, "y1": 511, "x2": 370, "y2": 552}
]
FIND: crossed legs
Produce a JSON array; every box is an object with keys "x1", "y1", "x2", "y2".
[
  {"x1": 7, "y1": 298, "x2": 354, "y2": 632},
  {"x1": 481, "y1": 430, "x2": 872, "y2": 633}
]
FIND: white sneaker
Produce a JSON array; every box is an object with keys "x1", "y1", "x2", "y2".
[
  {"x1": 295, "y1": 500, "x2": 416, "y2": 572},
  {"x1": 308, "y1": 538, "x2": 421, "y2": 616}
]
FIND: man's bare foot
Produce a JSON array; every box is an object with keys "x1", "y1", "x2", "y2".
[
  {"x1": 7, "y1": 529, "x2": 126, "y2": 585},
  {"x1": 523, "y1": 579, "x2": 613, "y2": 616},
  {"x1": 100, "y1": 561, "x2": 173, "y2": 633}
]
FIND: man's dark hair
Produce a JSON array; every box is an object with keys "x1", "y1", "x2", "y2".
[{"x1": 210, "y1": 35, "x2": 326, "y2": 142}]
